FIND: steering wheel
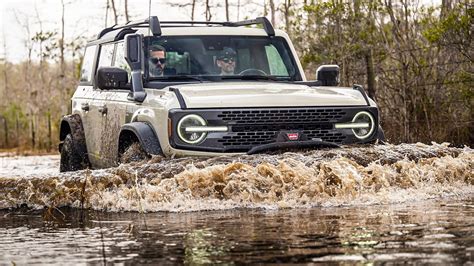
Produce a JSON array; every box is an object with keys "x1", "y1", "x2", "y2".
[{"x1": 238, "y1": 68, "x2": 268, "y2": 76}]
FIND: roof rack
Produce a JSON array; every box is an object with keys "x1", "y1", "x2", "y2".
[
  {"x1": 97, "y1": 16, "x2": 275, "y2": 39},
  {"x1": 227, "y1": 17, "x2": 275, "y2": 36},
  {"x1": 97, "y1": 17, "x2": 161, "y2": 39}
]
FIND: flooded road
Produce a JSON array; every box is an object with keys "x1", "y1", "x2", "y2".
[
  {"x1": 1, "y1": 199, "x2": 473, "y2": 264},
  {"x1": 0, "y1": 143, "x2": 473, "y2": 264}
]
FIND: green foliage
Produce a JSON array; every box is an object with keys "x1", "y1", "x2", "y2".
[
  {"x1": 1, "y1": 104, "x2": 29, "y2": 132},
  {"x1": 291, "y1": 0, "x2": 472, "y2": 144},
  {"x1": 423, "y1": 3, "x2": 472, "y2": 44}
]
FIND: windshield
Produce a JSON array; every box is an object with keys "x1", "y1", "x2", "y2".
[{"x1": 145, "y1": 36, "x2": 301, "y2": 81}]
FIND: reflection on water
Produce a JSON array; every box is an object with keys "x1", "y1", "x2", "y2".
[{"x1": 1, "y1": 199, "x2": 473, "y2": 264}]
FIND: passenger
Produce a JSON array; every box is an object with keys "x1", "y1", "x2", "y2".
[
  {"x1": 149, "y1": 45, "x2": 167, "y2": 77},
  {"x1": 216, "y1": 47, "x2": 237, "y2": 75}
]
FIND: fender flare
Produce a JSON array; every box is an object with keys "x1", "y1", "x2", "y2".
[
  {"x1": 118, "y1": 122, "x2": 163, "y2": 156},
  {"x1": 59, "y1": 114, "x2": 88, "y2": 157},
  {"x1": 376, "y1": 126, "x2": 386, "y2": 144}
]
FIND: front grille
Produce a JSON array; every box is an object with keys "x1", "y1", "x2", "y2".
[
  {"x1": 218, "y1": 130, "x2": 346, "y2": 147},
  {"x1": 215, "y1": 108, "x2": 348, "y2": 149},
  {"x1": 169, "y1": 106, "x2": 376, "y2": 153},
  {"x1": 217, "y1": 108, "x2": 346, "y2": 124}
]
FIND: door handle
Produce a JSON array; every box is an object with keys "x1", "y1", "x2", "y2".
[
  {"x1": 81, "y1": 103, "x2": 89, "y2": 111},
  {"x1": 98, "y1": 105, "x2": 108, "y2": 115}
]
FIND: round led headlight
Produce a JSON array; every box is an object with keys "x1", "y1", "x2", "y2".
[
  {"x1": 352, "y1": 111, "x2": 375, "y2": 139},
  {"x1": 177, "y1": 114, "x2": 207, "y2": 144}
]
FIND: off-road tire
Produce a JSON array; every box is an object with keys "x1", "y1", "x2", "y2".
[{"x1": 60, "y1": 134, "x2": 87, "y2": 172}]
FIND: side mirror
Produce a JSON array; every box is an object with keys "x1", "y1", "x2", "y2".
[
  {"x1": 96, "y1": 67, "x2": 129, "y2": 90},
  {"x1": 125, "y1": 34, "x2": 142, "y2": 69},
  {"x1": 316, "y1": 65, "x2": 339, "y2": 86},
  {"x1": 124, "y1": 34, "x2": 146, "y2": 102}
]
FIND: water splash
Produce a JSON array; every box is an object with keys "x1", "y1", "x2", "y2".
[{"x1": 0, "y1": 143, "x2": 472, "y2": 212}]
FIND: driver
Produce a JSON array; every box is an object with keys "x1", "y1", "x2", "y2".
[
  {"x1": 149, "y1": 45, "x2": 167, "y2": 77},
  {"x1": 216, "y1": 47, "x2": 237, "y2": 75}
]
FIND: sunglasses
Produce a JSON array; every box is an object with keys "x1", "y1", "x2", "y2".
[
  {"x1": 219, "y1": 57, "x2": 235, "y2": 63},
  {"x1": 150, "y1": 57, "x2": 166, "y2": 64}
]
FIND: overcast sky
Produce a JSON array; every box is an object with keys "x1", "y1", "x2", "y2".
[
  {"x1": 0, "y1": 0, "x2": 266, "y2": 62},
  {"x1": 1, "y1": 0, "x2": 439, "y2": 63}
]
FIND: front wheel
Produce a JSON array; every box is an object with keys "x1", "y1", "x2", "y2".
[{"x1": 60, "y1": 134, "x2": 88, "y2": 172}]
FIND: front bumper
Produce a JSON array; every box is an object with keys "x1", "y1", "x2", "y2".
[{"x1": 168, "y1": 106, "x2": 380, "y2": 153}]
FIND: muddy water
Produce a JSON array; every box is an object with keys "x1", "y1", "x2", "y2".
[
  {"x1": 0, "y1": 143, "x2": 473, "y2": 263},
  {"x1": 1, "y1": 199, "x2": 473, "y2": 264}
]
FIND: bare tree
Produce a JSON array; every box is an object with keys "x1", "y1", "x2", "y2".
[
  {"x1": 104, "y1": 0, "x2": 109, "y2": 27},
  {"x1": 1, "y1": 30, "x2": 8, "y2": 103},
  {"x1": 191, "y1": 0, "x2": 196, "y2": 20},
  {"x1": 13, "y1": 10, "x2": 34, "y2": 106},
  {"x1": 237, "y1": 0, "x2": 241, "y2": 20},
  {"x1": 225, "y1": 0, "x2": 230, "y2": 21},
  {"x1": 60, "y1": 0, "x2": 66, "y2": 76},
  {"x1": 110, "y1": 0, "x2": 118, "y2": 24},
  {"x1": 205, "y1": 0, "x2": 212, "y2": 21},
  {"x1": 282, "y1": 0, "x2": 292, "y2": 34},
  {"x1": 125, "y1": 0, "x2": 130, "y2": 22},
  {"x1": 165, "y1": 0, "x2": 197, "y2": 21},
  {"x1": 269, "y1": 0, "x2": 276, "y2": 26}
]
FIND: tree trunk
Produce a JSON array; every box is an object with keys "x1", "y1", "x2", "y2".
[
  {"x1": 15, "y1": 113, "x2": 19, "y2": 148},
  {"x1": 237, "y1": 0, "x2": 241, "y2": 21},
  {"x1": 125, "y1": 0, "x2": 130, "y2": 22},
  {"x1": 365, "y1": 49, "x2": 376, "y2": 100},
  {"x1": 47, "y1": 111, "x2": 52, "y2": 152},
  {"x1": 2, "y1": 117, "x2": 8, "y2": 148},
  {"x1": 110, "y1": 0, "x2": 118, "y2": 24},
  {"x1": 105, "y1": 0, "x2": 110, "y2": 27},
  {"x1": 191, "y1": 0, "x2": 196, "y2": 21},
  {"x1": 269, "y1": 0, "x2": 276, "y2": 26},
  {"x1": 1, "y1": 30, "x2": 8, "y2": 102},
  {"x1": 440, "y1": 0, "x2": 452, "y2": 18},
  {"x1": 283, "y1": 0, "x2": 292, "y2": 35},
  {"x1": 225, "y1": 0, "x2": 230, "y2": 21},
  {"x1": 205, "y1": 0, "x2": 212, "y2": 21},
  {"x1": 30, "y1": 116, "x2": 35, "y2": 150},
  {"x1": 60, "y1": 0, "x2": 65, "y2": 75}
]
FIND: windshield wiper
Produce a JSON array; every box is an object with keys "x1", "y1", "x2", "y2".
[
  {"x1": 221, "y1": 75, "x2": 279, "y2": 81},
  {"x1": 149, "y1": 75, "x2": 205, "y2": 82}
]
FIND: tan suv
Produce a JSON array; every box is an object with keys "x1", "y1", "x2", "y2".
[{"x1": 59, "y1": 16, "x2": 384, "y2": 172}]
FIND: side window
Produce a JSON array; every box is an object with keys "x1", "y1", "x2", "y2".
[
  {"x1": 98, "y1": 43, "x2": 115, "y2": 68},
  {"x1": 79, "y1": 45, "x2": 97, "y2": 83},
  {"x1": 265, "y1": 45, "x2": 289, "y2": 76},
  {"x1": 114, "y1": 42, "x2": 131, "y2": 74}
]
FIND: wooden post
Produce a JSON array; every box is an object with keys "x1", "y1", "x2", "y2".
[
  {"x1": 3, "y1": 116, "x2": 8, "y2": 147},
  {"x1": 47, "y1": 111, "x2": 52, "y2": 152},
  {"x1": 15, "y1": 113, "x2": 19, "y2": 150},
  {"x1": 30, "y1": 115, "x2": 36, "y2": 150}
]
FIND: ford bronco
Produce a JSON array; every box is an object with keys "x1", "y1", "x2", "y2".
[{"x1": 59, "y1": 16, "x2": 384, "y2": 172}]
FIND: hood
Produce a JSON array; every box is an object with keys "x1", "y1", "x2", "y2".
[{"x1": 170, "y1": 82, "x2": 368, "y2": 108}]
